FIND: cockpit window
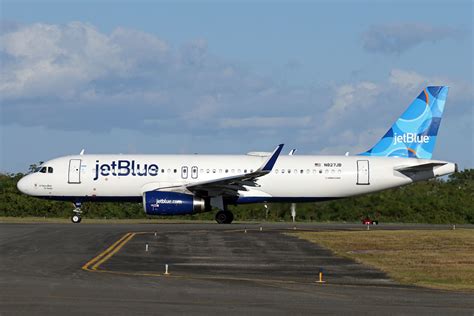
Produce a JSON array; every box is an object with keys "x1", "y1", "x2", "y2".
[
  {"x1": 39, "y1": 167, "x2": 47, "y2": 173},
  {"x1": 48, "y1": 167, "x2": 53, "y2": 173}
]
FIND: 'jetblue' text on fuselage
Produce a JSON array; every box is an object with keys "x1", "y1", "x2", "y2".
[{"x1": 93, "y1": 160, "x2": 159, "y2": 181}]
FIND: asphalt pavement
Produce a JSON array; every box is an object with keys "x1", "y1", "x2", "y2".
[{"x1": 1, "y1": 222, "x2": 473, "y2": 315}]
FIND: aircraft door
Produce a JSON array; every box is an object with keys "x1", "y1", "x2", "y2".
[
  {"x1": 356, "y1": 160, "x2": 370, "y2": 185},
  {"x1": 68, "y1": 159, "x2": 81, "y2": 184},
  {"x1": 191, "y1": 166, "x2": 198, "y2": 179}
]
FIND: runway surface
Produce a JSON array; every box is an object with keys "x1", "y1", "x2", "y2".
[{"x1": 1, "y1": 222, "x2": 473, "y2": 315}]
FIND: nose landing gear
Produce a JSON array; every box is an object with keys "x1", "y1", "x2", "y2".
[{"x1": 71, "y1": 202, "x2": 82, "y2": 223}]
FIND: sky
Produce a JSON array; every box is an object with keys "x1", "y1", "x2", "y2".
[{"x1": 1, "y1": 0, "x2": 473, "y2": 173}]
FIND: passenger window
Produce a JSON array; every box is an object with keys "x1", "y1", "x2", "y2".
[
  {"x1": 231, "y1": 169, "x2": 235, "y2": 173},
  {"x1": 40, "y1": 167, "x2": 47, "y2": 173},
  {"x1": 250, "y1": 169, "x2": 253, "y2": 172},
  {"x1": 288, "y1": 169, "x2": 291, "y2": 174},
  {"x1": 225, "y1": 169, "x2": 228, "y2": 173},
  {"x1": 282, "y1": 169, "x2": 285, "y2": 174},
  {"x1": 306, "y1": 169, "x2": 310, "y2": 174},
  {"x1": 244, "y1": 169, "x2": 247, "y2": 173},
  {"x1": 212, "y1": 169, "x2": 216, "y2": 173},
  {"x1": 300, "y1": 169, "x2": 303, "y2": 174},
  {"x1": 275, "y1": 169, "x2": 279, "y2": 174},
  {"x1": 181, "y1": 166, "x2": 188, "y2": 179},
  {"x1": 48, "y1": 167, "x2": 53, "y2": 173},
  {"x1": 161, "y1": 169, "x2": 165, "y2": 173}
]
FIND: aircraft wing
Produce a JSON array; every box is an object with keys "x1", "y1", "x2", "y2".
[
  {"x1": 144, "y1": 144, "x2": 284, "y2": 197},
  {"x1": 185, "y1": 144, "x2": 284, "y2": 197}
]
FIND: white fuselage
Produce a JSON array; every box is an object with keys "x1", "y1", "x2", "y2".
[{"x1": 17, "y1": 154, "x2": 456, "y2": 204}]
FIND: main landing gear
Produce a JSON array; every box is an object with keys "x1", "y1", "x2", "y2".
[
  {"x1": 215, "y1": 210, "x2": 234, "y2": 224},
  {"x1": 71, "y1": 202, "x2": 82, "y2": 224},
  {"x1": 211, "y1": 197, "x2": 234, "y2": 224}
]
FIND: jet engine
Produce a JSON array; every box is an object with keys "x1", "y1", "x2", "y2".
[{"x1": 143, "y1": 191, "x2": 208, "y2": 215}]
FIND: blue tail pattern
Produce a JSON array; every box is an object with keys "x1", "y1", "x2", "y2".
[{"x1": 359, "y1": 86, "x2": 448, "y2": 159}]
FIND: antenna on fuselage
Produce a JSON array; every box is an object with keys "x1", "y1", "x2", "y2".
[
  {"x1": 289, "y1": 149, "x2": 297, "y2": 156},
  {"x1": 79, "y1": 149, "x2": 85, "y2": 155}
]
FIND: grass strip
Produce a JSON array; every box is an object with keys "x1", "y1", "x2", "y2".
[{"x1": 291, "y1": 229, "x2": 474, "y2": 291}]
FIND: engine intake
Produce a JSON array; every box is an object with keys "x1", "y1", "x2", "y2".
[{"x1": 143, "y1": 191, "x2": 207, "y2": 215}]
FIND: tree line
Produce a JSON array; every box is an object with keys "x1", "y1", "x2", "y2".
[{"x1": 0, "y1": 169, "x2": 472, "y2": 223}]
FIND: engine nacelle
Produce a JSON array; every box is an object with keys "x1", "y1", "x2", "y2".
[{"x1": 143, "y1": 191, "x2": 207, "y2": 215}]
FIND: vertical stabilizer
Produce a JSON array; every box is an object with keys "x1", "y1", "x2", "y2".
[{"x1": 359, "y1": 86, "x2": 449, "y2": 159}]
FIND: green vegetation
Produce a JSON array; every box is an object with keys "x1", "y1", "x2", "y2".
[
  {"x1": 292, "y1": 229, "x2": 474, "y2": 291},
  {"x1": 0, "y1": 169, "x2": 472, "y2": 223}
]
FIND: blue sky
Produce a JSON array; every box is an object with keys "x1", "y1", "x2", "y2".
[{"x1": 1, "y1": 1, "x2": 473, "y2": 172}]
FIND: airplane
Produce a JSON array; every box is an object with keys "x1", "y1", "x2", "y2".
[{"x1": 17, "y1": 86, "x2": 457, "y2": 224}]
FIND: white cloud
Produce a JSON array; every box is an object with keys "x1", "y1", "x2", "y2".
[
  {"x1": 389, "y1": 69, "x2": 428, "y2": 91},
  {"x1": 219, "y1": 116, "x2": 312, "y2": 129},
  {"x1": 0, "y1": 22, "x2": 125, "y2": 99},
  {"x1": 324, "y1": 81, "x2": 380, "y2": 126},
  {"x1": 389, "y1": 68, "x2": 474, "y2": 102},
  {"x1": 2, "y1": 22, "x2": 330, "y2": 135},
  {"x1": 362, "y1": 23, "x2": 466, "y2": 55}
]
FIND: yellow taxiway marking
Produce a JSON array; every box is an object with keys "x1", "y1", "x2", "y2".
[
  {"x1": 81, "y1": 230, "x2": 339, "y2": 287},
  {"x1": 82, "y1": 232, "x2": 136, "y2": 272},
  {"x1": 79, "y1": 230, "x2": 399, "y2": 295},
  {"x1": 82, "y1": 229, "x2": 280, "y2": 276}
]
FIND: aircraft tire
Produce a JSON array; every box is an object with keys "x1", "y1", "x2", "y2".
[
  {"x1": 71, "y1": 215, "x2": 82, "y2": 224},
  {"x1": 215, "y1": 210, "x2": 233, "y2": 224},
  {"x1": 225, "y1": 211, "x2": 234, "y2": 224}
]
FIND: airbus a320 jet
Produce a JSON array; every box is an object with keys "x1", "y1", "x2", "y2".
[{"x1": 17, "y1": 86, "x2": 456, "y2": 223}]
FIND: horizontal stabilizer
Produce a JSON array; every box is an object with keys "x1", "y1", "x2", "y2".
[{"x1": 394, "y1": 162, "x2": 447, "y2": 173}]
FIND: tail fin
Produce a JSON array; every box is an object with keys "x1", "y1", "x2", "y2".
[{"x1": 359, "y1": 86, "x2": 449, "y2": 159}]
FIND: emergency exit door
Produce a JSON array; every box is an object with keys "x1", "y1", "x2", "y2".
[
  {"x1": 356, "y1": 160, "x2": 370, "y2": 185},
  {"x1": 68, "y1": 159, "x2": 81, "y2": 184}
]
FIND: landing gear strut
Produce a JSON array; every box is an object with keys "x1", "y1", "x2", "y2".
[
  {"x1": 71, "y1": 202, "x2": 82, "y2": 224},
  {"x1": 215, "y1": 210, "x2": 234, "y2": 224}
]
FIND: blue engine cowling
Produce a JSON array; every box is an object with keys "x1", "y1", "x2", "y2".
[{"x1": 143, "y1": 191, "x2": 207, "y2": 215}]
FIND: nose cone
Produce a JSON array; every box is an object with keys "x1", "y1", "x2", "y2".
[{"x1": 17, "y1": 176, "x2": 31, "y2": 195}]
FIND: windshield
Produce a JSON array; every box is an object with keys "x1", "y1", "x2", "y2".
[{"x1": 33, "y1": 166, "x2": 53, "y2": 173}]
